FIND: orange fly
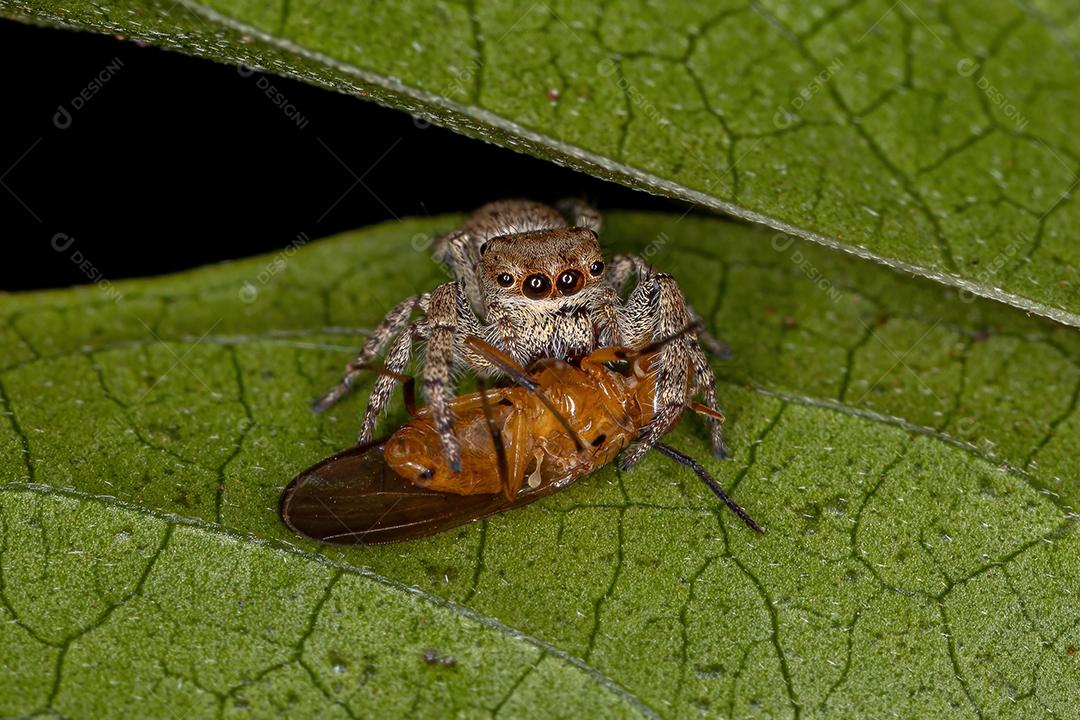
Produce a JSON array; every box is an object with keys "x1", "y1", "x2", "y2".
[{"x1": 281, "y1": 329, "x2": 762, "y2": 544}]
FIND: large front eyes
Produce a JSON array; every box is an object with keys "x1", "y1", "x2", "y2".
[
  {"x1": 556, "y1": 269, "x2": 584, "y2": 296},
  {"x1": 523, "y1": 273, "x2": 552, "y2": 299},
  {"x1": 497, "y1": 273, "x2": 514, "y2": 287}
]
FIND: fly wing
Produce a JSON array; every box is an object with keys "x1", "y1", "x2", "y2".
[{"x1": 280, "y1": 439, "x2": 581, "y2": 545}]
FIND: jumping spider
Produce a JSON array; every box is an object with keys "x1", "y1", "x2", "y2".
[{"x1": 316, "y1": 199, "x2": 728, "y2": 472}]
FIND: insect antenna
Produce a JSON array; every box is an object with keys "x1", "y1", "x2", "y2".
[
  {"x1": 654, "y1": 443, "x2": 764, "y2": 533},
  {"x1": 313, "y1": 361, "x2": 418, "y2": 416},
  {"x1": 464, "y1": 336, "x2": 586, "y2": 452},
  {"x1": 641, "y1": 321, "x2": 705, "y2": 354},
  {"x1": 615, "y1": 321, "x2": 706, "y2": 362},
  {"x1": 475, "y1": 377, "x2": 512, "y2": 499},
  {"x1": 587, "y1": 322, "x2": 706, "y2": 368}
]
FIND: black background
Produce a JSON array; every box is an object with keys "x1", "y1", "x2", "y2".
[{"x1": 0, "y1": 19, "x2": 687, "y2": 292}]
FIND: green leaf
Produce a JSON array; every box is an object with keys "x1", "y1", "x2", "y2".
[
  {"x1": 2, "y1": 212, "x2": 1078, "y2": 717},
  {"x1": 5, "y1": 0, "x2": 1080, "y2": 325},
  {"x1": 0, "y1": 487, "x2": 647, "y2": 718}
]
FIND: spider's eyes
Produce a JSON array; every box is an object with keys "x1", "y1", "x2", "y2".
[
  {"x1": 589, "y1": 260, "x2": 605, "y2": 276},
  {"x1": 522, "y1": 273, "x2": 552, "y2": 299},
  {"x1": 479, "y1": 242, "x2": 488, "y2": 256},
  {"x1": 556, "y1": 269, "x2": 584, "y2": 296},
  {"x1": 496, "y1": 273, "x2": 515, "y2": 287}
]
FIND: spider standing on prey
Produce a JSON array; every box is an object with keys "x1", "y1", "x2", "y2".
[
  {"x1": 315, "y1": 199, "x2": 729, "y2": 472},
  {"x1": 283, "y1": 327, "x2": 762, "y2": 545}
]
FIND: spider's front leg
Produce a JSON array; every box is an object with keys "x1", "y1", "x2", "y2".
[
  {"x1": 314, "y1": 292, "x2": 427, "y2": 431},
  {"x1": 616, "y1": 267, "x2": 728, "y2": 469},
  {"x1": 433, "y1": 229, "x2": 484, "y2": 312},
  {"x1": 358, "y1": 322, "x2": 421, "y2": 444},
  {"x1": 422, "y1": 281, "x2": 487, "y2": 473},
  {"x1": 607, "y1": 254, "x2": 731, "y2": 360}
]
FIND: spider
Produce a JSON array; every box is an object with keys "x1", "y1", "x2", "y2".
[{"x1": 315, "y1": 199, "x2": 728, "y2": 472}]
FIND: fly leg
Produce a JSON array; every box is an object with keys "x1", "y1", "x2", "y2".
[
  {"x1": 463, "y1": 336, "x2": 585, "y2": 454},
  {"x1": 503, "y1": 409, "x2": 531, "y2": 499}
]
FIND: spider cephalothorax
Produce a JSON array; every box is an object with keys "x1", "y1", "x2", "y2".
[
  {"x1": 316, "y1": 199, "x2": 727, "y2": 472},
  {"x1": 476, "y1": 227, "x2": 618, "y2": 365}
]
